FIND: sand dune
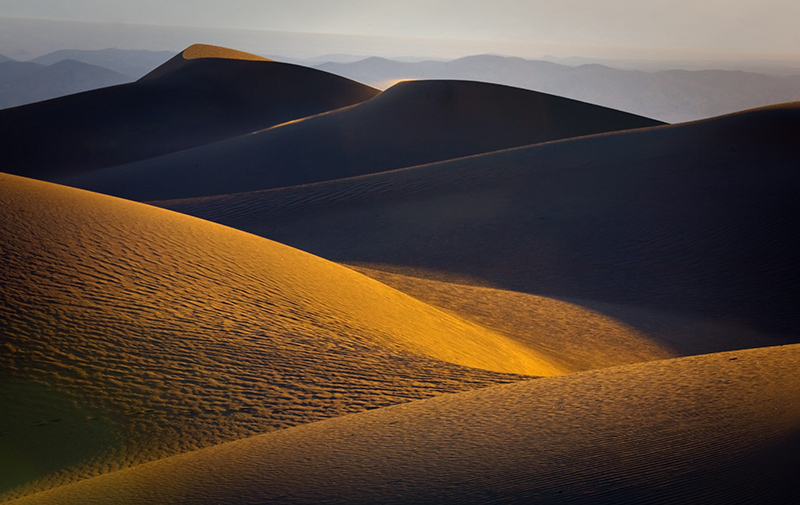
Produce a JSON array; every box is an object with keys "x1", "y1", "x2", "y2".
[
  {"x1": 0, "y1": 44, "x2": 378, "y2": 178},
  {"x1": 54, "y1": 79, "x2": 664, "y2": 201},
  {"x1": 11, "y1": 344, "x2": 800, "y2": 504},
  {"x1": 317, "y1": 54, "x2": 800, "y2": 123},
  {"x1": 0, "y1": 173, "x2": 565, "y2": 499},
  {"x1": 349, "y1": 266, "x2": 785, "y2": 372},
  {"x1": 4, "y1": 43, "x2": 798, "y2": 504},
  {"x1": 159, "y1": 102, "x2": 800, "y2": 340},
  {"x1": 138, "y1": 43, "x2": 270, "y2": 81}
]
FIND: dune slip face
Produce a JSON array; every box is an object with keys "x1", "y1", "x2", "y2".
[
  {"x1": 54, "y1": 79, "x2": 664, "y2": 201},
  {"x1": 9, "y1": 344, "x2": 800, "y2": 505},
  {"x1": 159, "y1": 102, "x2": 800, "y2": 340},
  {"x1": 0, "y1": 44, "x2": 378, "y2": 179},
  {"x1": 0, "y1": 173, "x2": 566, "y2": 500}
]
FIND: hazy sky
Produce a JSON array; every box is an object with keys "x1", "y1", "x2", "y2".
[{"x1": 2, "y1": 1, "x2": 799, "y2": 60}]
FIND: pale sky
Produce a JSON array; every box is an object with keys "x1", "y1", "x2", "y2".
[{"x1": 2, "y1": 1, "x2": 799, "y2": 61}]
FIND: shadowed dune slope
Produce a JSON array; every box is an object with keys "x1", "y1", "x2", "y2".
[
  {"x1": 0, "y1": 173, "x2": 559, "y2": 499},
  {"x1": 0, "y1": 44, "x2": 378, "y2": 179},
  {"x1": 12, "y1": 344, "x2": 800, "y2": 505},
  {"x1": 159, "y1": 103, "x2": 800, "y2": 337},
  {"x1": 55, "y1": 79, "x2": 664, "y2": 201}
]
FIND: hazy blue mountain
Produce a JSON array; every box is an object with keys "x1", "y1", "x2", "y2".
[
  {"x1": 0, "y1": 61, "x2": 41, "y2": 82},
  {"x1": 31, "y1": 48, "x2": 176, "y2": 79},
  {"x1": 316, "y1": 55, "x2": 800, "y2": 123},
  {"x1": 0, "y1": 59, "x2": 131, "y2": 109}
]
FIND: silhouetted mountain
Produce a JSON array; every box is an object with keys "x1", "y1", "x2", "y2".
[
  {"x1": 31, "y1": 48, "x2": 176, "y2": 79},
  {"x1": 317, "y1": 55, "x2": 800, "y2": 123},
  {"x1": 0, "y1": 59, "x2": 131, "y2": 109}
]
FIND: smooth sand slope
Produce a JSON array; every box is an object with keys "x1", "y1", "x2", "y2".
[
  {"x1": 348, "y1": 266, "x2": 784, "y2": 372},
  {"x1": 0, "y1": 173, "x2": 564, "y2": 500},
  {"x1": 11, "y1": 344, "x2": 800, "y2": 504},
  {"x1": 55, "y1": 79, "x2": 664, "y2": 201},
  {"x1": 0, "y1": 44, "x2": 378, "y2": 178},
  {"x1": 159, "y1": 102, "x2": 800, "y2": 341}
]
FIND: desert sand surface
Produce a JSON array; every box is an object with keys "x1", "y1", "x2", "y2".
[
  {"x1": 160, "y1": 102, "x2": 800, "y2": 340},
  {"x1": 348, "y1": 266, "x2": 787, "y2": 371},
  {"x1": 3, "y1": 42, "x2": 799, "y2": 504},
  {"x1": 54, "y1": 79, "x2": 663, "y2": 200},
  {"x1": 0, "y1": 44, "x2": 378, "y2": 178},
  {"x1": 0, "y1": 173, "x2": 567, "y2": 500},
  {"x1": 9, "y1": 344, "x2": 800, "y2": 505}
]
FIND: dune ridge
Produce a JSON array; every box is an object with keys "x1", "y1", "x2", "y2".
[
  {"x1": 0, "y1": 173, "x2": 562, "y2": 499},
  {"x1": 178, "y1": 43, "x2": 270, "y2": 62},
  {"x1": 54, "y1": 79, "x2": 664, "y2": 201},
  {"x1": 10, "y1": 344, "x2": 800, "y2": 504},
  {"x1": 157, "y1": 102, "x2": 800, "y2": 339},
  {"x1": 138, "y1": 43, "x2": 271, "y2": 81},
  {"x1": 0, "y1": 44, "x2": 378, "y2": 178}
]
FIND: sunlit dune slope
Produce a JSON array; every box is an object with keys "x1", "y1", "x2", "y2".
[
  {"x1": 349, "y1": 266, "x2": 784, "y2": 371},
  {"x1": 159, "y1": 103, "x2": 800, "y2": 338},
  {"x1": 0, "y1": 44, "x2": 378, "y2": 178},
  {"x1": 0, "y1": 173, "x2": 561, "y2": 499},
  {"x1": 139, "y1": 43, "x2": 270, "y2": 80},
  {"x1": 13, "y1": 344, "x2": 800, "y2": 505},
  {"x1": 55, "y1": 79, "x2": 664, "y2": 200}
]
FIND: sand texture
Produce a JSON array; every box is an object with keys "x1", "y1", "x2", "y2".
[
  {"x1": 0, "y1": 44, "x2": 378, "y2": 178},
  {"x1": 159, "y1": 102, "x2": 800, "y2": 339},
  {"x1": 3, "y1": 45, "x2": 799, "y2": 504},
  {"x1": 348, "y1": 266, "x2": 786, "y2": 372},
  {"x1": 1, "y1": 173, "x2": 565, "y2": 499},
  {"x1": 9, "y1": 344, "x2": 800, "y2": 504},
  {"x1": 54, "y1": 79, "x2": 664, "y2": 200}
]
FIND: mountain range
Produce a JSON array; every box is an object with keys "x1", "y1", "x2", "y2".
[
  {"x1": 316, "y1": 54, "x2": 800, "y2": 122},
  {"x1": 0, "y1": 58, "x2": 131, "y2": 109}
]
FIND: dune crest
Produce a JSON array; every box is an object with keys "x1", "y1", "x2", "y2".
[
  {"x1": 138, "y1": 43, "x2": 271, "y2": 81},
  {"x1": 181, "y1": 43, "x2": 270, "y2": 61}
]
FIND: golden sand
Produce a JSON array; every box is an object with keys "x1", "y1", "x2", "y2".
[
  {"x1": 0, "y1": 173, "x2": 562, "y2": 499},
  {"x1": 347, "y1": 266, "x2": 676, "y2": 372},
  {"x1": 180, "y1": 44, "x2": 271, "y2": 62},
  {"x1": 12, "y1": 344, "x2": 800, "y2": 504}
]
